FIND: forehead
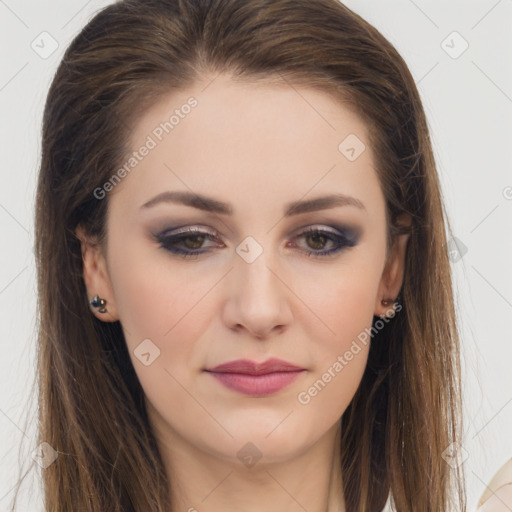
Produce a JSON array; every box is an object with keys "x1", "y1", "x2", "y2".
[
  {"x1": 109, "y1": 73, "x2": 382, "y2": 220},
  {"x1": 130, "y1": 73, "x2": 369, "y2": 152}
]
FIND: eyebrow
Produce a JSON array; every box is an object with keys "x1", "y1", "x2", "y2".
[{"x1": 140, "y1": 191, "x2": 366, "y2": 216}]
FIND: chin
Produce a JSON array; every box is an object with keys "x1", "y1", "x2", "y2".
[{"x1": 197, "y1": 418, "x2": 319, "y2": 466}]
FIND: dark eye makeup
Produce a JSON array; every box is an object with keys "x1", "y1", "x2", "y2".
[{"x1": 152, "y1": 223, "x2": 360, "y2": 260}]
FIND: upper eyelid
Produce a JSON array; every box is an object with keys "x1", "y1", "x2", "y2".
[
  {"x1": 295, "y1": 225, "x2": 347, "y2": 235},
  {"x1": 156, "y1": 225, "x2": 218, "y2": 237},
  {"x1": 158, "y1": 224, "x2": 349, "y2": 238}
]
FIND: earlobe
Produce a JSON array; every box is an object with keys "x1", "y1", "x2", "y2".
[{"x1": 75, "y1": 225, "x2": 119, "y2": 322}]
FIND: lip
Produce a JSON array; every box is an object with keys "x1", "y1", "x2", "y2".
[
  {"x1": 207, "y1": 358, "x2": 304, "y2": 375},
  {"x1": 205, "y1": 358, "x2": 306, "y2": 396}
]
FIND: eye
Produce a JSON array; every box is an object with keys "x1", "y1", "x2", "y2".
[
  {"x1": 154, "y1": 224, "x2": 359, "y2": 260},
  {"x1": 154, "y1": 226, "x2": 223, "y2": 259},
  {"x1": 288, "y1": 226, "x2": 358, "y2": 258}
]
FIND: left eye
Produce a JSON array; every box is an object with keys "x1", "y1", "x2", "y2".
[
  {"x1": 155, "y1": 226, "x2": 357, "y2": 259},
  {"x1": 289, "y1": 227, "x2": 356, "y2": 257}
]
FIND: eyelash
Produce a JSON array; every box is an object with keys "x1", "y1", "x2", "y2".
[{"x1": 154, "y1": 225, "x2": 358, "y2": 260}]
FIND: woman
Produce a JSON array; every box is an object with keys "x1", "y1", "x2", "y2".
[{"x1": 22, "y1": 0, "x2": 471, "y2": 510}]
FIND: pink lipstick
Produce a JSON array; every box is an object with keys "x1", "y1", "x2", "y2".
[{"x1": 205, "y1": 358, "x2": 305, "y2": 396}]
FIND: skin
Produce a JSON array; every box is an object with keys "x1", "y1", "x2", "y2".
[
  {"x1": 77, "y1": 73, "x2": 410, "y2": 512},
  {"x1": 477, "y1": 459, "x2": 512, "y2": 511}
]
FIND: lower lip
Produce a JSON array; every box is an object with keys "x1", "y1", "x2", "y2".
[{"x1": 207, "y1": 371, "x2": 304, "y2": 396}]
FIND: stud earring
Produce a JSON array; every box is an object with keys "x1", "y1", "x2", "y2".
[
  {"x1": 89, "y1": 294, "x2": 107, "y2": 313},
  {"x1": 379, "y1": 298, "x2": 397, "y2": 319}
]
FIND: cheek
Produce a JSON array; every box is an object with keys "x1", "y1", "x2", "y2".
[
  {"x1": 296, "y1": 344, "x2": 369, "y2": 436},
  {"x1": 106, "y1": 243, "x2": 221, "y2": 400},
  {"x1": 293, "y1": 260, "x2": 382, "y2": 354},
  {"x1": 290, "y1": 258, "x2": 382, "y2": 420},
  {"x1": 108, "y1": 252, "x2": 217, "y2": 425},
  {"x1": 295, "y1": 288, "x2": 373, "y2": 420},
  {"x1": 107, "y1": 238, "x2": 209, "y2": 341}
]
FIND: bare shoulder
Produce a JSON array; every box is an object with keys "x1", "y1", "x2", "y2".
[{"x1": 477, "y1": 458, "x2": 512, "y2": 512}]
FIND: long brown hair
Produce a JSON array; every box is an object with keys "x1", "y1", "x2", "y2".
[{"x1": 13, "y1": 0, "x2": 466, "y2": 510}]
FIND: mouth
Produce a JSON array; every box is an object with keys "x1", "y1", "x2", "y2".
[{"x1": 204, "y1": 358, "x2": 306, "y2": 396}]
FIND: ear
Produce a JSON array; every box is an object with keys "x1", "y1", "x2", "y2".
[
  {"x1": 75, "y1": 225, "x2": 119, "y2": 322},
  {"x1": 374, "y1": 214, "x2": 411, "y2": 317}
]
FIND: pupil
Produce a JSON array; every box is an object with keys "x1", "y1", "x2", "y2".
[
  {"x1": 184, "y1": 235, "x2": 204, "y2": 249},
  {"x1": 307, "y1": 233, "x2": 325, "y2": 250}
]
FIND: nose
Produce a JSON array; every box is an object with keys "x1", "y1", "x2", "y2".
[{"x1": 221, "y1": 244, "x2": 293, "y2": 340}]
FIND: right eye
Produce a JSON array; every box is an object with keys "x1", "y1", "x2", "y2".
[{"x1": 154, "y1": 226, "x2": 224, "y2": 258}]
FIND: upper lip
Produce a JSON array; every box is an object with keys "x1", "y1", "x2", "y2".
[{"x1": 206, "y1": 358, "x2": 304, "y2": 375}]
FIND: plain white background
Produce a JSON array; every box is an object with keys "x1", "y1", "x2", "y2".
[{"x1": 1, "y1": 0, "x2": 511, "y2": 510}]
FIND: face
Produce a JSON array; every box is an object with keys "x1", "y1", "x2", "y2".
[{"x1": 79, "y1": 73, "x2": 408, "y2": 469}]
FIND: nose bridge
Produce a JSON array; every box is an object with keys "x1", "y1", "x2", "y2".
[
  {"x1": 235, "y1": 234, "x2": 280, "y2": 301},
  {"x1": 225, "y1": 233, "x2": 292, "y2": 335}
]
